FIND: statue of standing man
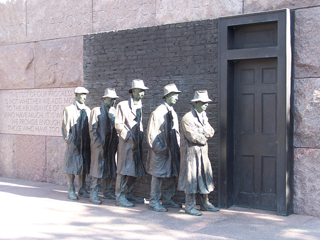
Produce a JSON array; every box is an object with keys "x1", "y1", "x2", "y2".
[
  {"x1": 89, "y1": 88, "x2": 119, "y2": 204},
  {"x1": 178, "y1": 90, "x2": 219, "y2": 216},
  {"x1": 62, "y1": 87, "x2": 91, "y2": 200},
  {"x1": 146, "y1": 84, "x2": 182, "y2": 212},
  {"x1": 114, "y1": 79, "x2": 149, "y2": 207}
]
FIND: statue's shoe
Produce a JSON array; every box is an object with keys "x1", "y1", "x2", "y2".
[
  {"x1": 103, "y1": 193, "x2": 116, "y2": 200},
  {"x1": 90, "y1": 197, "x2": 102, "y2": 205},
  {"x1": 90, "y1": 192, "x2": 102, "y2": 205},
  {"x1": 200, "y1": 204, "x2": 219, "y2": 212},
  {"x1": 78, "y1": 187, "x2": 90, "y2": 198},
  {"x1": 162, "y1": 200, "x2": 182, "y2": 208},
  {"x1": 68, "y1": 191, "x2": 78, "y2": 201},
  {"x1": 185, "y1": 208, "x2": 202, "y2": 216},
  {"x1": 149, "y1": 202, "x2": 168, "y2": 212},
  {"x1": 116, "y1": 196, "x2": 135, "y2": 207},
  {"x1": 126, "y1": 193, "x2": 144, "y2": 204}
]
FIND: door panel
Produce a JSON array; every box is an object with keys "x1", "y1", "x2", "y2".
[{"x1": 234, "y1": 58, "x2": 277, "y2": 211}]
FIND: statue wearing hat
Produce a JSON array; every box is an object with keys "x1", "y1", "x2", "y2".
[
  {"x1": 178, "y1": 90, "x2": 219, "y2": 216},
  {"x1": 114, "y1": 79, "x2": 149, "y2": 207},
  {"x1": 146, "y1": 83, "x2": 182, "y2": 212},
  {"x1": 62, "y1": 86, "x2": 91, "y2": 200},
  {"x1": 89, "y1": 88, "x2": 119, "y2": 204}
]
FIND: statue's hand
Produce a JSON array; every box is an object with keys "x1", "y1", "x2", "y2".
[
  {"x1": 66, "y1": 133, "x2": 74, "y2": 143},
  {"x1": 203, "y1": 126, "x2": 214, "y2": 138},
  {"x1": 120, "y1": 129, "x2": 132, "y2": 142}
]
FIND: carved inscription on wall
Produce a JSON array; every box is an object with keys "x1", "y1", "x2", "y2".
[{"x1": 0, "y1": 88, "x2": 74, "y2": 136}]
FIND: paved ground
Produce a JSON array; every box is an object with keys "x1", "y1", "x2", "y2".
[{"x1": 0, "y1": 177, "x2": 319, "y2": 240}]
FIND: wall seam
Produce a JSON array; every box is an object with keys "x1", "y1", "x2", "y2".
[{"x1": 242, "y1": 0, "x2": 244, "y2": 14}]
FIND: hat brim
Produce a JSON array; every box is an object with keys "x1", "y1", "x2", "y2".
[
  {"x1": 163, "y1": 91, "x2": 181, "y2": 99},
  {"x1": 129, "y1": 87, "x2": 149, "y2": 93},
  {"x1": 191, "y1": 98, "x2": 212, "y2": 102},
  {"x1": 102, "y1": 95, "x2": 119, "y2": 99}
]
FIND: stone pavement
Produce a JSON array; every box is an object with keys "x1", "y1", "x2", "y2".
[{"x1": 0, "y1": 177, "x2": 319, "y2": 240}]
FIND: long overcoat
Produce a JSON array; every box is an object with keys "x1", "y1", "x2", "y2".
[
  {"x1": 177, "y1": 108, "x2": 215, "y2": 194},
  {"x1": 62, "y1": 101, "x2": 91, "y2": 175},
  {"x1": 89, "y1": 103, "x2": 118, "y2": 179},
  {"x1": 115, "y1": 97, "x2": 145, "y2": 177},
  {"x1": 146, "y1": 103, "x2": 180, "y2": 178}
]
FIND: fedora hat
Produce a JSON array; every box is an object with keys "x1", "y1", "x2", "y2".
[
  {"x1": 74, "y1": 86, "x2": 89, "y2": 94},
  {"x1": 191, "y1": 90, "x2": 212, "y2": 102},
  {"x1": 102, "y1": 88, "x2": 119, "y2": 99},
  {"x1": 163, "y1": 83, "x2": 181, "y2": 98},
  {"x1": 129, "y1": 79, "x2": 149, "y2": 93}
]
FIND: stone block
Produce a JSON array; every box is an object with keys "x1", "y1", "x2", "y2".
[
  {"x1": 0, "y1": 134, "x2": 15, "y2": 178},
  {"x1": 34, "y1": 37, "x2": 83, "y2": 88},
  {"x1": 26, "y1": 0, "x2": 92, "y2": 42},
  {"x1": 294, "y1": 148, "x2": 320, "y2": 217},
  {"x1": 295, "y1": 7, "x2": 320, "y2": 79},
  {"x1": 93, "y1": 0, "x2": 242, "y2": 33},
  {"x1": 244, "y1": 0, "x2": 320, "y2": 13},
  {"x1": 93, "y1": 0, "x2": 156, "y2": 33},
  {"x1": 0, "y1": 43, "x2": 35, "y2": 89},
  {"x1": 46, "y1": 136, "x2": 67, "y2": 185},
  {"x1": 155, "y1": 0, "x2": 242, "y2": 25},
  {"x1": 14, "y1": 135, "x2": 46, "y2": 182},
  {"x1": 0, "y1": 0, "x2": 27, "y2": 45},
  {"x1": 294, "y1": 78, "x2": 320, "y2": 148}
]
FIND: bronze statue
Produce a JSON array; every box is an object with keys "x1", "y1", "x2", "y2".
[
  {"x1": 178, "y1": 90, "x2": 219, "y2": 216},
  {"x1": 89, "y1": 88, "x2": 119, "y2": 204},
  {"x1": 114, "y1": 79, "x2": 149, "y2": 207},
  {"x1": 62, "y1": 87, "x2": 91, "y2": 200},
  {"x1": 146, "y1": 84, "x2": 182, "y2": 212}
]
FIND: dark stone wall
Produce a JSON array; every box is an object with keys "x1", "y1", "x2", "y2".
[{"x1": 83, "y1": 19, "x2": 219, "y2": 204}]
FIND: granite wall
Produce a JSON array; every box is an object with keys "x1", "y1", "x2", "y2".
[
  {"x1": 1, "y1": 0, "x2": 320, "y2": 216},
  {"x1": 293, "y1": 6, "x2": 320, "y2": 217}
]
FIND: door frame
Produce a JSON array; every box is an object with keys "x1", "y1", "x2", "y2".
[{"x1": 218, "y1": 9, "x2": 294, "y2": 215}]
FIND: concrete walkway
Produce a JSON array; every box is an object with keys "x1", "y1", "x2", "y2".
[{"x1": 0, "y1": 177, "x2": 319, "y2": 240}]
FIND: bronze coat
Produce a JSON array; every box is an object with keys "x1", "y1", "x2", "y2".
[
  {"x1": 146, "y1": 103, "x2": 180, "y2": 178},
  {"x1": 115, "y1": 97, "x2": 145, "y2": 177},
  {"x1": 89, "y1": 103, "x2": 118, "y2": 179},
  {"x1": 62, "y1": 101, "x2": 91, "y2": 175},
  {"x1": 177, "y1": 108, "x2": 215, "y2": 194}
]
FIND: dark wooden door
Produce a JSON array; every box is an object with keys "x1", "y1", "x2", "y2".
[{"x1": 234, "y1": 58, "x2": 278, "y2": 210}]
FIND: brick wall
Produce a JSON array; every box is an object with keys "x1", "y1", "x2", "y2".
[{"x1": 83, "y1": 19, "x2": 219, "y2": 204}]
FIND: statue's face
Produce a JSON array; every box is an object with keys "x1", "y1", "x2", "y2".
[
  {"x1": 75, "y1": 93, "x2": 87, "y2": 104},
  {"x1": 165, "y1": 93, "x2": 179, "y2": 106},
  {"x1": 103, "y1": 97, "x2": 116, "y2": 107},
  {"x1": 132, "y1": 88, "x2": 145, "y2": 101},
  {"x1": 194, "y1": 101, "x2": 209, "y2": 113}
]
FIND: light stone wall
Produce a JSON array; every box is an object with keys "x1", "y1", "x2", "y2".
[
  {"x1": 1, "y1": 0, "x2": 320, "y2": 216},
  {"x1": 293, "y1": 6, "x2": 320, "y2": 217}
]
